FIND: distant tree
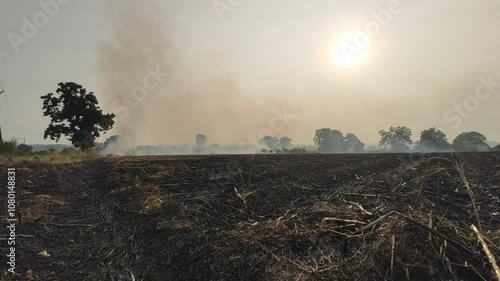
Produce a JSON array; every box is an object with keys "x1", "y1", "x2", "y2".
[
  {"x1": 415, "y1": 127, "x2": 450, "y2": 152},
  {"x1": 452, "y1": 132, "x2": 490, "y2": 151},
  {"x1": 259, "y1": 136, "x2": 279, "y2": 150},
  {"x1": 344, "y1": 133, "x2": 364, "y2": 153},
  {"x1": 41, "y1": 82, "x2": 115, "y2": 152},
  {"x1": 101, "y1": 135, "x2": 130, "y2": 154},
  {"x1": 17, "y1": 144, "x2": 33, "y2": 154},
  {"x1": 378, "y1": 126, "x2": 413, "y2": 152},
  {"x1": 279, "y1": 136, "x2": 292, "y2": 149},
  {"x1": 313, "y1": 128, "x2": 345, "y2": 153},
  {"x1": 492, "y1": 144, "x2": 500, "y2": 151},
  {"x1": 209, "y1": 143, "x2": 220, "y2": 153},
  {"x1": 103, "y1": 135, "x2": 121, "y2": 149},
  {"x1": 195, "y1": 134, "x2": 208, "y2": 147}
]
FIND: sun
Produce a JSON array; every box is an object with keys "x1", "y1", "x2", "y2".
[{"x1": 333, "y1": 30, "x2": 371, "y2": 67}]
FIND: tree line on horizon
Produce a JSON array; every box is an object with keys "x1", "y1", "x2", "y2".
[
  {"x1": 176, "y1": 126, "x2": 492, "y2": 154},
  {"x1": 1, "y1": 82, "x2": 494, "y2": 155},
  {"x1": 312, "y1": 126, "x2": 491, "y2": 153}
]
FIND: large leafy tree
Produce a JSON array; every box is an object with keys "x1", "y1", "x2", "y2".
[
  {"x1": 378, "y1": 126, "x2": 413, "y2": 152},
  {"x1": 415, "y1": 127, "x2": 450, "y2": 152},
  {"x1": 344, "y1": 133, "x2": 364, "y2": 153},
  {"x1": 314, "y1": 128, "x2": 345, "y2": 153},
  {"x1": 41, "y1": 82, "x2": 115, "y2": 151},
  {"x1": 279, "y1": 136, "x2": 292, "y2": 149},
  {"x1": 259, "y1": 136, "x2": 279, "y2": 150},
  {"x1": 452, "y1": 132, "x2": 489, "y2": 151}
]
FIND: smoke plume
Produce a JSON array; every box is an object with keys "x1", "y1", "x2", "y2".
[
  {"x1": 95, "y1": 1, "x2": 296, "y2": 153},
  {"x1": 95, "y1": 0, "x2": 500, "y2": 153}
]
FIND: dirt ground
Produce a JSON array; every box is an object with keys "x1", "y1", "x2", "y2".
[{"x1": 1, "y1": 152, "x2": 499, "y2": 281}]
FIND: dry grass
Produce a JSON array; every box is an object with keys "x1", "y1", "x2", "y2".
[
  {"x1": 157, "y1": 219, "x2": 193, "y2": 230},
  {"x1": 141, "y1": 195, "x2": 164, "y2": 213},
  {"x1": 485, "y1": 229, "x2": 500, "y2": 248},
  {"x1": 7, "y1": 152, "x2": 498, "y2": 281},
  {"x1": 20, "y1": 195, "x2": 67, "y2": 222},
  {"x1": 25, "y1": 269, "x2": 37, "y2": 280},
  {"x1": 230, "y1": 219, "x2": 287, "y2": 243},
  {"x1": 311, "y1": 201, "x2": 372, "y2": 217},
  {"x1": 110, "y1": 183, "x2": 160, "y2": 195},
  {"x1": 0, "y1": 151, "x2": 102, "y2": 165},
  {"x1": 471, "y1": 225, "x2": 500, "y2": 280}
]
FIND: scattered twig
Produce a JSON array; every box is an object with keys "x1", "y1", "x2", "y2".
[
  {"x1": 455, "y1": 162, "x2": 482, "y2": 232},
  {"x1": 342, "y1": 200, "x2": 373, "y2": 215},
  {"x1": 321, "y1": 217, "x2": 366, "y2": 228},
  {"x1": 402, "y1": 215, "x2": 473, "y2": 255},
  {"x1": 391, "y1": 234, "x2": 396, "y2": 280},
  {"x1": 42, "y1": 223, "x2": 93, "y2": 227},
  {"x1": 238, "y1": 168, "x2": 246, "y2": 186},
  {"x1": 234, "y1": 187, "x2": 247, "y2": 205},
  {"x1": 248, "y1": 164, "x2": 254, "y2": 186},
  {"x1": 354, "y1": 210, "x2": 398, "y2": 234},
  {"x1": 0, "y1": 234, "x2": 34, "y2": 240},
  {"x1": 471, "y1": 225, "x2": 500, "y2": 281},
  {"x1": 336, "y1": 192, "x2": 390, "y2": 198}
]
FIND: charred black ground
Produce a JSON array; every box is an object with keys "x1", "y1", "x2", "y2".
[{"x1": 1, "y1": 152, "x2": 499, "y2": 281}]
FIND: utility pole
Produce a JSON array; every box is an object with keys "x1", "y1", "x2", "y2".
[
  {"x1": 0, "y1": 80, "x2": 13, "y2": 145},
  {"x1": 0, "y1": 84, "x2": 4, "y2": 144}
]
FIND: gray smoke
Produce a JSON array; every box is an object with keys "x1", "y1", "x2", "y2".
[
  {"x1": 95, "y1": 0, "x2": 297, "y2": 155},
  {"x1": 95, "y1": 0, "x2": 500, "y2": 154}
]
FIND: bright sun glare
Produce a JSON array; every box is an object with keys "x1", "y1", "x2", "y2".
[{"x1": 333, "y1": 30, "x2": 371, "y2": 68}]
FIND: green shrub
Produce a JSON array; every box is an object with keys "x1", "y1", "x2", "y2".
[
  {"x1": 0, "y1": 139, "x2": 18, "y2": 155},
  {"x1": 17, "y1": 144, "x2": 33, "y2": 154}
]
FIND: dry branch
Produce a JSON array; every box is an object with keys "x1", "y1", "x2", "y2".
[
  {"x1": 471, "y1": 225, "x2": 500, "y2": 281},
  {"x1": 320, "y1": 217, "x2": 366, "y2": 228},
  {"x1": 354, "y1": 210, "x2": 398, "y2": 234}
]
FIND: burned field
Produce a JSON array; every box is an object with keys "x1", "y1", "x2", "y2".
[{"x1": 1, "y1": 153, "x2": 499, "y2": 281}]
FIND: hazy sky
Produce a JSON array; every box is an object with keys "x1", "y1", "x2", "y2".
[{"x1": 1, "y1": 0, "x2": 499, "y2": 146}]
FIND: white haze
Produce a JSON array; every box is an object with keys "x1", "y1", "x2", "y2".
[{"x1": 94, "y1": 0, "x2": 500, "y2": 152}]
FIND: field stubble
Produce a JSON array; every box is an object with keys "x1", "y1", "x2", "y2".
[{"x1": 1, "y1": 152, "x2": 499, "y2": 281}]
